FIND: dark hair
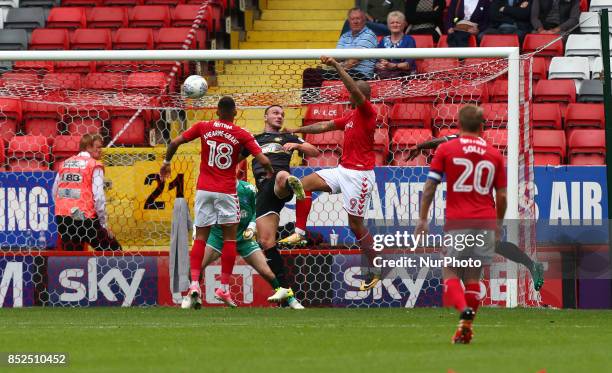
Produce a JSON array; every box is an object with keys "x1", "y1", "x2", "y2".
[
  {"x1": 459, "y1": 105, "x2": 484, "y2": 133},
  {"x1": 217, "y1": 96, "x2": 236, "y2": 118},
  {"x1": 79, "y1": 133, "x2": 103, "y2": 151},
  {"x1": 264, "y1": 105, "x2": 283, "y2": 115}
]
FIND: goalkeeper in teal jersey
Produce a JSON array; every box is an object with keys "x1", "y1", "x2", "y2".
[{"x1": 182, "y1": 180, "x2": 301, "y2": 309}]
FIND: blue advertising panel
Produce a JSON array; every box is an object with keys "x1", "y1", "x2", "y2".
[
  {"x1": 0, "y1": 256, "x2": 37, "y2": 307},
  {"x1": 0, "y1": 172, "x2": 56, "y2": 248},
  {"x1": 46, "y1": 256, "x2": 158, "y2": 306},
  {"x1": 288, "y1": 166, "x2": 608, "y2": 245}
]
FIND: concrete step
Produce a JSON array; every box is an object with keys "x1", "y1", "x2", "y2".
[
  {"x1": 239, "y1": 41, "x2": 336, "y2": 49},
  {"x1": 260, "y1": 9, "x2": 347, "y2": 20},
  {"x1": 266, "y1": 0, "x2": 354, "y2": 10},
  {"x1": 245, "y1": 30, "x2": 339, "y2": 42},
  {"x1": 253, "y1": 20, "x2": 343, "y2": 31}
]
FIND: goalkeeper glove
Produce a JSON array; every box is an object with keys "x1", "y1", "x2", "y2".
[{"x1": 243, "y1": 223, "x2": 257, "y2": 241}]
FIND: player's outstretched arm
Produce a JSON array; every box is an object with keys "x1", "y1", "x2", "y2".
[
  {"x1": 286, "y1": 120, "x2": 337, "y2": 135},
  {"x1": 283, "y1": 141, "x2": 321, "y2": 157},
  {"x1": 321, "y1": 55, "x2": 366, "y2": 107},
  {"x1": 407, "y1": 135, "x2": 457, "y2": 160},
  {"x1": 495, "y1": 187, "x2": 507, "y2": 241},
  {"x1": 415, "y1": 179, "x2": 438, "y2": 236},
  {"x1": 160, "y1": 135, "x2": 187, "y2": 182}
]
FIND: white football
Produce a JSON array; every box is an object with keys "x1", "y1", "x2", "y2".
[{"x1": 183, "y1": 75, "x2": 208, "y2": 99}]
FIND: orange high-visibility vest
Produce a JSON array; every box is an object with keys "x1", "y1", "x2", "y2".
[{"x1": 55, "y1": 154, "x2": 104, "y2": 219}]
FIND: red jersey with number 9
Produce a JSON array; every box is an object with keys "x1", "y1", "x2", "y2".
[
  {"x1": 428, "y1": 135, "x2": 506, "y2": 229},
  {"x1": 182, "y1": 120, "x2": 262, "y2": 193}
]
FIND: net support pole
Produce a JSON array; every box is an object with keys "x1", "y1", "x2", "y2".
[
  {"x1": 599, "y1": 10, "x2": 612, "y2": 307},
  {"x1": 505, "y1": 47, "x2": 521, "y2": 308}
]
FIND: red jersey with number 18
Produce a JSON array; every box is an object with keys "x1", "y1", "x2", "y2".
[
  {"x1": 428, "y1": 135, "x2": 506, "y2": 229},
  {"x1": 182, "y1": 120, "x2": 262, "y2": 194}
]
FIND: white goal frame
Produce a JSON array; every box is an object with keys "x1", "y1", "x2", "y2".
[{"x1": 0, "y1": 47, "x2": 522, "y2": 307}]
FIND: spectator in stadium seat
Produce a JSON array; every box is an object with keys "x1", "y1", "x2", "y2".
[
  {"x1": 446, "y1": 0, "x2": 491, "y2": 47},
  {"x1": 340, "y1": 0, "x2": 406, "y2": 36},
  {"x1": 375, "y1": 11, "x2": 416, "y2": 78},
  {"x1": 405, "y1": 0, "x2": 445, "y2": 43},
  {"x1": 530, "y1": 0, "x2": 579, "y2": 34},
  {"x1": 53, "y1": 133, "x2": 122, "y2": 251},
  {"x1": 303, "y1": 8, "x2": 377, "y2": 88},
  {"x1": 484, "y1": 0, "x2": 532, "y2": 42}
]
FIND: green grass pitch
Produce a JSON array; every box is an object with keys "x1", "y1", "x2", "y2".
[{"x1": 2, "y1": 307, "x2": 611, "y2": 372}]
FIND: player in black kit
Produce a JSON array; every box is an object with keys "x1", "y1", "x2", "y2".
[{"x1": 247, "y1": 105, "x2": 320, "y2": 309}]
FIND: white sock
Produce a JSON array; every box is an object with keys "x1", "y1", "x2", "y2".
[
  {"x1": 295, "y1": 228, "x2": 306, "y2": 236},
  {"x1": 190, "y1": 280, "x2": 199, "y2": 287}
]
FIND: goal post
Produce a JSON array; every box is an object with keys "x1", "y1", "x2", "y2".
[{"x1": 0, "y1": 47, "x2": 535, "y2": 308}]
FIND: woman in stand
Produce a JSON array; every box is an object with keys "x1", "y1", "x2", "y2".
[{"x1": 375, "y1": 11, "x2": 416, "y2": 79}]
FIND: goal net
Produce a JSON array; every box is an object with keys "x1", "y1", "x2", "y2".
[{"x1": 0, "y1": 48, "x2": 538, "y2": 308}]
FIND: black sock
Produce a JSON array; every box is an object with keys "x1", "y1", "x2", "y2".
[
  {"x1": 265, "y1": 246, "x2": 287, "y2": 287},
  {"x1": 495, "y1": 241, "x2": 534, "y2": 270}
]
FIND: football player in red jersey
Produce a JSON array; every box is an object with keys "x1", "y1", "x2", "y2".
[
  {"x1": 416, "y1": 105, "x2": 507, "y2": 344},
  {"x1": 160, "y1": 96, "x2": 273, "y2": 308},
  {"x1": 281, "y1": 56, "x2": 381, "y2": 291}
]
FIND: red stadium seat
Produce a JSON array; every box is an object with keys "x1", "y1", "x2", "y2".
[
  {"x1": 370, "y1": 80, "x2": 402, "y2": 102},
  {"x1": 390, "y1": 103, "x2": 431, "y2": 129},
  {"x1": 46, "y1": 7, "x2": 87, "y2": 29},
  {"x1": 304, "y1": 152, "x2": 340, "y2": 167},
  {"x1": 67, "y1": 118, "x2": 104, "y2": 136},
  {"x1": 125, "y1": 72, "x2": 168, "y2": 93},
  {"x1": 113, "y1": 28, "x2": 154, "y2": 49},
  {"x1": 24, "y1": 119, "x2": 58, "y2": 139},
  {"x1": 62, "y1": 0, "x2": 104, "y2": 6},
  {"x1": 432, "y1": 103, "x2": 461, "y2": 129},
  {"x1": 488, "y1": 79, "x2": 508, "y2": 102},
  {"x1": 534, "y1": 79, "x2": 576, "y2": 105},
  {"x1": 390, "y1": 128, "x2": 431, "y2": 166},
  {"x1": 481, "y1": 103, "x2": 508, "y2": 128},
  {"x1": 437, "y1": 34, "x2": 476, "y2": 48},
  {"x1": 8, "y1": 158, "x2": 50, "y2": 171},
  {"x1": 303, "y1": 104, "x2": 343, "y2": 126},
  {"x1": 53, "y1": 135, "x2": 82, "y2": 158},
  {"x1": 565, "y1": 103, "x2": 605, "y2": 130},
  {"x1": 568, "y1": 129, "x2": 606, "y2": 165},
  {"x1": 304, "y1": 130, "x2": 344, "y2": 167},
  {"x1": 401, "y1": 80, "x2": 447, "y2": 103},
  {"x1": 7, "y1": 135, "x2": 50, "y2": 162},
  {"x1": 480, "y1": 34, "x2": 519, "y2": 48},
  {"x1": 13, "y1": 61, "x2": 54, "y2": 73},
  {"x1": 435, "y1": 128, "x2": 459, "y2": 138},
  {"x1": 532, "y1": 57, "x2": 549, "y2": 81},
  {"x1": 145, "y1": 0, "x2": 183, "y2": 5},
  {"x1": 522, "y1": 34, "x2": 564, "y2": 57},
  {"x1": 0, "y1": 73, "x2": 40, "y2": 90},
  {"x1": 0, "y1": 98, "x2": 22, "y2": 142},
  {"x1": 110, "y1": 116, "x2": 146, "y2": 145},
  {"x1": 55, "y1": 61, "x2": 95, "y2": 74},
  {"x1": 87, "y1": 7, "x2": 129, "y2": 29},
  {"x1": 321, "y1": 80, "x2": 349, "y2": 102},
  {"x1": 156, "y1": 27, "x2": 204, "y2": 49},
  {"x1": 531, "y1": 103, "x2": 562, "y2": 129},
  {"x1": 71, "y1": 29, "x2": 112, "y2": 50},
  {"x1": 171, "y1": 4, "x2": 213, "y2": 33},
  {"x1": 417, "y1": 58, "x2": 459, "y2": 74},
  {"x1": 372, "y1": 103, "x2": 390, "y2": 128},
  {"x1": 82, "y1": 72, "x2": 126, "y2": 90},
  {"x1": 411, "y1": 34, "x2": 434, "y2": 48},
  {"x1": 129, "y1": 5, "x2": 171, "y2": 28},
  {"x1": 23, "y1": 101, "x2": 64, "y2": 121},
  {"x1": 446, "y1": 80, "x2": 489, "y2": 103},
  {"x1": 42, "y1": 73, "x2": 82, "y2": 91},
  {"x1": 483, "y1": 129, "x2": 508, "y2": 153},
  {"x1": 29, "y1": 29, "x2": 70, "y2": 50},
  {"x1": 374, "y1": 128, "x2": 390, "y2": 165},
  {"x1": 533, "y1": 129, "x2": 566, "y2": 165},
  {"x1": 104, "y1": 0, "x2": 145, "y2": 6}
]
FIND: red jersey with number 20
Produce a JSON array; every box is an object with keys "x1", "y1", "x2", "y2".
[
  {"x1": 182, "y1": 120, "x2": 262, "y2": 194},
  {"x1": 428, "y1": 135, "x2": 506, "y2": 229},
  {"x1": 333, "y1": 100, "x2": 377, "y2": 171}
]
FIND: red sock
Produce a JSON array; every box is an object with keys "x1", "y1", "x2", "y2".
[
  {"x1": 443, "y1": 278, "x2": 467, "y2": 312},
  {"x1": 189, "y1": 239, "x2": 205, "y2": 282},
  {"x1": 357, "y1": 230, "x2": 376, "y2": 266},
  {"x1": 220, "y1": 240, "x2": 237, "y2": 285},
  {"x1": 295, "y1": 191, "x2": 312, "y2": 233},
  {"x1": 465, "y1": 282, "x2": 483, "y2": 312}
]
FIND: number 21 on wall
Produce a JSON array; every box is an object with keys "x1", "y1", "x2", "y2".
[{"x1": 144, "y1": 173, "x2": 184, "y2": 210}]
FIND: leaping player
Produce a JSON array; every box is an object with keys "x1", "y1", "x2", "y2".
[
  {"x1": 160, "y1": 96, "x2": 274, "y2": 309},
  {"x1": 181, "y1": 180, "x2": 297, "y2": 309},
  {"x1": 280, "y1": 56, "x2": 380, "y2": 292},
  {"x1": 407, "y1": 133, "x2": 545, "y2": 291}
]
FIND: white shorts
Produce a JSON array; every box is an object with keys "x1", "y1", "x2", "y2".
[
  {"x1": 315, "y1": 165, "x2": 375, "y2": 217},
  {"x1": 194, "y1": 190, "x2": 240, "y2": 227}
]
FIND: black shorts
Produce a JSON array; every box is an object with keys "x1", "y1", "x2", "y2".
[
  {"x1": 256, "y1": 176, "x2": 293, "y2": 218},
  {"x1": 56, "y1": 216, "x2": 122, "y2": 251}
]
